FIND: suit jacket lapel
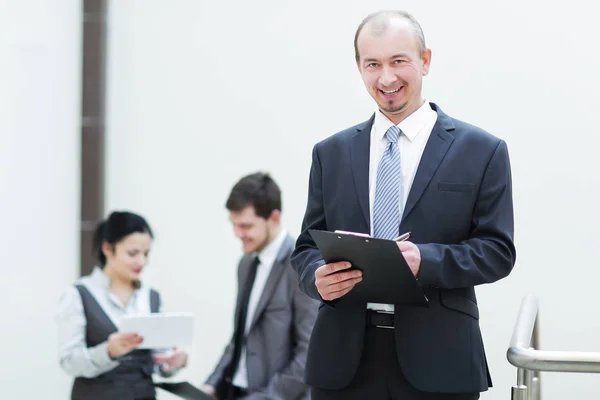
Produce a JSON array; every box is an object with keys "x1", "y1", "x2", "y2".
[
  {"x1": 402, "y1": 104, "x2": 455, "y2": 220},
  {"x1": 247, "y1": 236, "x2": 294, "y2": 332},
  {"x1": 349, "y1": 115, "x2": 375, "y2": 231}
]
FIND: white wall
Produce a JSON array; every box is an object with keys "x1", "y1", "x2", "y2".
[
  {"x1": 105, "y1": 1, "x2": 600, "y2": 398},
  {"x1": 0, "y1": 0, "x2": 81, "y2": 397}
]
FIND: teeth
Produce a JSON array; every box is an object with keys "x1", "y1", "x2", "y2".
[{"x1": 382, "y1": 88, "x2": 400, "y2": 94}]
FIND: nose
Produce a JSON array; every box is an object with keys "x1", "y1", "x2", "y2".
[
  {"x1": 379, "y1": 66, "x2": 397, "y2": 87},
  {"x1": 234, "y1": 226, "x2": 244, "y2": 239},
  {"x1": 138, "y1": 254, "x2": 147, "y2": 266}
]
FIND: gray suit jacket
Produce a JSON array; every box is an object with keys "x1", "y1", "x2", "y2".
[{"x1": 206, "y1": 235, "x2": 318, "y2": 400}]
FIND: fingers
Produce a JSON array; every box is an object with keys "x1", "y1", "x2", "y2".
[
  {"x1": 108, "y1": 332, "x2": 143, "y2": 358},
  {"x1": 316, "y1": 269, "x2": 362, "y2": 290},
  {"x1": 328, "y1": 269, "x2": 362, "y2": 285},
  {"x1": 327, "y1": 285, "x2": 356, "y2": 300},
  {"x1": 320, "y1": 277, "x2": 362, "y2": 301},
  {"x1": 109, "y1": 332, "x2": 140, "y2": 344},
  {"x1": 315, "y1": 261, "x2": 367, "y2": 300},
  {"x1": 396, "y1": 241, "x2": 421, "y2": 277},
  {"x1": 200, "y1": 385, "x2": 217, "y2": 397},
  {"x1": 153, "y1": 354, "x2": 168, "y2": 363},
  {"x1": 122, "y1": 333, "x2": 143, "y2": 345},
  {"x1": 397, "y1": 240, "x2": 415, "y2": 252},
  {"x1": 155, "y1": 352, "x2": 188, "y2": 370},
  {"x1": 118, "y1": 332, "x2": 142, "y2": 341},
  {"x1": 117, "y1": 333, "x2": 143, "y2": 352},
  {"x1": 326, "y1": 275, "x2": 362, "y2": 292},
  {"x1": 316, "y1": 268, "x2": 363, "y2": 301},
  {"x1": 153, "y1": 356, "x2": 173, "y2": 371},
  {"x1": 315, "y1": 261, "x2": 353, "y2": 277}
]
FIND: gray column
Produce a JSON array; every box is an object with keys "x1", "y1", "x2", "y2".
[{"x1": 80, "y1": 0, "x2": 107, "y2": 276}]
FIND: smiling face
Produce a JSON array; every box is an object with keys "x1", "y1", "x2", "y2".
[
  {"x1": 102, "y1": 232, "x2": 152, "y2": 283},
  {"x1": 229, "y1": 205, "x2": 280, "y2": 254},
  {"x1": 356, "y1": 17, "x2": 431, "y2": 124}
]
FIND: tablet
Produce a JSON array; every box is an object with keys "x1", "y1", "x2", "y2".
[
  {"x1": 155, "y1": 382, "x2": 215, "y2": 400},
  {"x1": 119, "y1": 312, "x2": 194, "y2": 349}
]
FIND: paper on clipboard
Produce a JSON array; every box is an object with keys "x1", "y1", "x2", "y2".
[
  {"x1": 334, "y1": 230, "x2": 411, "y2": 242},
  {"x1": 119, "y1": 312, "x2": 194, "y2": 349}
]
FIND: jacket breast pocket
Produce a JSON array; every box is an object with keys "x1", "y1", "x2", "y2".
[{"x1": 438, "y1": 182, "x2": 476, "y2": 193}]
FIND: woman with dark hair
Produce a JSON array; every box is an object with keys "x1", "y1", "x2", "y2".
[{"x1": 56, "y1": 211, "x2": 189, "y2": 400}]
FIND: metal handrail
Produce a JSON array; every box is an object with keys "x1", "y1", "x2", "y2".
[
  {"x1": 507, "y1": 295, "x2": 600, "y2": 373},
  {"x1": 507, "y1": 295, "x2": 600, "y2": 399}
]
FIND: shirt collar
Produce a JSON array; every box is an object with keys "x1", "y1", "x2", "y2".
[
  {"x1": 374, "y1": 99, "x2": 433, "y2": 142},
  {"x1": 256, "y1": 229, "x2": 287, "y2": 264},
  {"x1": 90, "y1": 266, "x2": 112, "y2": 290},
  {"x1": 89, "y1": 266, "x2": 144, "y2": 291}
]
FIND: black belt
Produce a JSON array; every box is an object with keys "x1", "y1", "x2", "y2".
[{"x1": 366, "y1": 310, "x2": 395, "y2": 329}]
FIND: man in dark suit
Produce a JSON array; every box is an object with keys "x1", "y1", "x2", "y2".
[
  {"x1": 291, "y1": 10, "x2": 516, "y2": 400},
  {"x1": 202, "y1": 172, "x2": 318, "y2": 400}
]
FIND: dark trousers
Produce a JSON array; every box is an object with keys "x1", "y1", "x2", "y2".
[{"x1": 311, "y1": 326, "x2": 480, "y2": 400}]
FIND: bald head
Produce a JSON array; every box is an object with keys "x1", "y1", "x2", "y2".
[{"x1": 354, "y1": 10, "x2": 426, "y2": 62}]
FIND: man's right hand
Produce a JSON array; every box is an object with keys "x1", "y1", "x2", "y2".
[
  {"x1": 315, "y1": 261, "x2": 363, "y2": 301},
  {"x1": 200, "y1": 384, "x2": 217, "y2": 399},
  {"x1": 107, "y1": 332, "x2": 143, "y2": 359}
]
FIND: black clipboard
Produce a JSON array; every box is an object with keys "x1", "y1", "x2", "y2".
[
  {"x1": 155, "y1": 382, "x2": 214, "y2": 400},
  {"x1": 309, "y1": 229, "x2": 429, "y2": 307}
]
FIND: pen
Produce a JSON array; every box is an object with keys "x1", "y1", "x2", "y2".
[{"x1": 392, "y1": 232, "x2": 411, "y2": 242}]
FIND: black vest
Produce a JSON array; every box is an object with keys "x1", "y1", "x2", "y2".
[{"x1": 71, "y1": 285, "x2": 160, "y2": 400}]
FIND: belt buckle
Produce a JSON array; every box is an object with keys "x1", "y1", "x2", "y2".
[{"x1": 373, "y1": 311, "x2": 394, "y2": 329}]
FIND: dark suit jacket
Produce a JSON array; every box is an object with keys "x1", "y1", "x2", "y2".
[
  {"x1": 207, "y1": 235, "x2": 319, "y2": 400},
  {"x1": 291, "y1": 103, "x2": 516, "y2": 394}
]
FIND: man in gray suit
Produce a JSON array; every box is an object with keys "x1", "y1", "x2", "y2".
[{"x1": 201, "y1": 172, "x2": 318, "y2": 400}]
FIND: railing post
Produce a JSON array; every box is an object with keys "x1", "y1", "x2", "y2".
[
  {"x1": 525, "y1": 367, "x2": 534, "y2": 399},
  {"x1": 531, "y1": 317, "x2": 541, "y2": 400},
  {"x1": 530, "y1": 376, "x2": 540, "y2": 400},
  {"x1": 525, "y1": 344, "x2": 540, "y2": 400},
  {"x1": 511, "y1": 367, "x2": 528, "y2": 400}
]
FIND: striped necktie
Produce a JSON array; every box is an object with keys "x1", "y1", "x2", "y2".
[{"x1": 373, "y1": 125, "x2": 402, "y2": 239}]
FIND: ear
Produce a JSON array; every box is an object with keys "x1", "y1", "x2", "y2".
[
  {"x1": 101, "y1": 241, "x2": 114, "y2": 259},
  {"x1": 421, "y1": 48, "x2": 432, "y2": 76},
  {"x1": 268, "y1": 209, "x2": 281, "y2": 225}
]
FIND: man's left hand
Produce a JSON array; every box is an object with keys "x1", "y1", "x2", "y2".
[{"x1": 397, "y1": 241, "x2": 421, "y2": 277}]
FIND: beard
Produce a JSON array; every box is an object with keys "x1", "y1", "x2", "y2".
[{"x1": 381, "y1": 99, "x2": 408, "y2": 115}]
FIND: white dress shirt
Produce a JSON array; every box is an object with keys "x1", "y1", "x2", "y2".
[
  {"x1": 367, "y1": 100, "x2": 438, "y2": 312},
  {"x1": 232, "y1": 229, "x2": 288, "y2": 388},
  {"x1": 56, "y1": 267, "x2": 165, "y2": 378}
]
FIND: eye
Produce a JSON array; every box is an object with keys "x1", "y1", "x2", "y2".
[
  {"x1": 394, "y1": 59, "x2": 405, "y2": 65},
  {"x1": 366, "y1": 62, "x2": 378, "y2": 68},
  {"x1": 128, "y1": 250, "x2": 139, "y2": 257}
]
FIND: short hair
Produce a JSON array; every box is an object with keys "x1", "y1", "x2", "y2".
[
  {"x1": 354, "y1": 10, "x2": 427, "y2": 61},
  {"x1": 92, "y1": 211, "x2": 153, "y2": 268},
  {"x1": 225, "y1": 172, "x2": 282, "y2": 219}
]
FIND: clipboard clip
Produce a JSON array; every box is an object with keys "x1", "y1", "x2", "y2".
[
  {"x1": 334, "y1": 230, "x2": 411, "y2": 242},
  {"x1": 333, "y1": 230, "x2": 370, "y2": 238}
]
